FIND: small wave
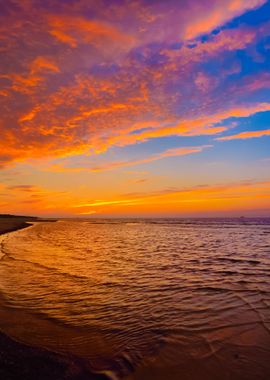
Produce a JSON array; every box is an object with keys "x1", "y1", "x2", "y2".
[
  {"x1": 217, "y1": 257, "x2": 261, "y2": 265},
  {"x1": 0, "y1": 218, "x2": 270, "y2": 379},
  {"x1": 1, "y1": 253, "x2": 93, "y2": 283}
]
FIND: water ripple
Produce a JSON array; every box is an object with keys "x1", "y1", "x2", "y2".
[{"x1": 0, "y1": 218, "x2": 270, "y2": 379}]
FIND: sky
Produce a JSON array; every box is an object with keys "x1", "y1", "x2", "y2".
[{"x1": 0, "y1": 0, "x2": 270, "y2": 217}]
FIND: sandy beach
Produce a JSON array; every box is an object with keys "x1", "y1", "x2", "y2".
[
  {"x1": 0, "y1": 216, "x2": 35, "y2": 236},
  {"x1": 0, "y1": 329, "x2": 109, "y2": 380}
]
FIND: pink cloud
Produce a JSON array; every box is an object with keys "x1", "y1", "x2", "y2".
[
  {"x1": 0, "y1": 0, "x2": 269, "y2": 169},
  {"x1": 47, "y1": 14, "x2": 135, "y2": 53},
  {"x1": 183, "y1": 0, "x2": 266, "y2": 39},
  {"x1": 217, "y1": 128, "x2": 270, "y2": 140}
]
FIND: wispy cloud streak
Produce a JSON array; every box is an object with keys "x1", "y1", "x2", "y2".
[{"x1": 217, "y1": 129, "x2": 270, "y2": 140}]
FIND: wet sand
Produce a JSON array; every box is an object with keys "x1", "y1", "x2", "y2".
[
  {"x1": 0, "y1": 216, "x2": 60, "y2": 236},
  {"x1": 0, "y1": 217, "x2": 34, "y2": 236},
  {"x1": 0, "y1": 215, "x2": 58, "y2": 236},
  {"x1": 0, "y1": 329, "x2": 108, "y2": 380}
]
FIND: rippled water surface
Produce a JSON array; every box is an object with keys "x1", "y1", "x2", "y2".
[{"x1": 0, "y1": 219, "x2": 270, "y2": 379}]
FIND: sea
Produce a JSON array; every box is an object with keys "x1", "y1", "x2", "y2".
[{"x1": 0, "y1": 218, "x2": 270, "y2": 380}]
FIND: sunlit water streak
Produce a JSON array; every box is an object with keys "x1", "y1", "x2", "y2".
[{"x1": 0, "y1": 218, "x2": 270, "y2": 379}]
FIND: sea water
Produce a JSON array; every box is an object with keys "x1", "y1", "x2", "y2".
[{"x1": 0, "y1": 219, "x2": 270, "y2": 379}]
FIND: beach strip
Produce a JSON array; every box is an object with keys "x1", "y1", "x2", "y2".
[
  {"x1": 0, "y1": 216, "x2": 36, "y2": 236},
  {"x1": 0, "y1": 329, "x2": 108, "y2": 380}
]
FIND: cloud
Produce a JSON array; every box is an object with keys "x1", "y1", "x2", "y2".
[
  {"x1": 129, "y1": 178, "x2": 148, "y2": 184},
  {"x1": 72, "y1": 179, "x2": 270, "y2": 213},
  {"x1": 99, "y1": 0, "x2": 266, "y2": 43},
  {"x1": 49, "y1": 145, "x2": 212, "y2": 172},
  {"x1": 1, "y1": 96, "x2": 269, "y2": 169},
  {"x1": 47, "y1": 14, "x2": 135, "y2": 53},
  {"x1": 75, "y1": 199, "x2": 141, "y2": 207},
  {"x1": 7, "y1": 185, "x2": 39, "y2": 192},
  {"x1": 194, "y1": 71, "x2": 216, "y2": 92},
  {"x1": 78, "y1": 211, "x2": 97, "y2": 215},
  {"x1": 0, "y1": 181, "x2": 72, "y2": 216},
  {"x1": 0, "y1": 0, "x2": 269, "y2": 170},
  {"x1": 30, "y1": 56, "x2": 60, "y2": 74},
  {"x1": 94, "y1": 103, "x2": 270, "y2": 150},
  {"x1": 217, "y1": 128, "x2": 270, "y2": 140},
  {"x1": 92, "y1": 145, "x2": 212, "y2": 171},
  {"x1": 183, "y1": 0, "x2": 266, "y2": 39},
  {"x1": 230, "y1": 72, "x2": 270, "y2": 94}
]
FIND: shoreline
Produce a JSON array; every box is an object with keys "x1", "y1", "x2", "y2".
[
  {"x1": 0, "y1": 216, "x2": 37, "y2": 236},
  {"x1": 0, "y1": 329, "x2": 109, "y2": 380},
  {"x1": 0, "y1": 217, "x2": 58, "y2": 236},
  {"x1": 0, "y1": 217, "x2": 109, "y2": 380},
  {"x1": 0, "y1": 221, "x2": 33, "y2": 236}
]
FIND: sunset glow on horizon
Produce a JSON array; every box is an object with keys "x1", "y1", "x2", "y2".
[{"x1": 1, "y1": 0, "x2": 270, "y2": 217}]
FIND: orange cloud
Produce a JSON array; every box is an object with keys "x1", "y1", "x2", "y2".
[
  {"x1": 10, "y1": 74, "x2": 44, "y2": 94},
  {"x1": 0, "y1": 0, "x2": 269, "y2": 172},
  {"x1": 91, "y1": 145, "x2": 212, "y2": 171},
  {"x1": 1, "y1": 97, "x2": 269, "y2": 169},
  {"x1": 49, "y1": 145, "x2": 212, "y2": 173},
  {"x1": 47, "y1": 14, "x2": 135, "y2": 51},
  {"x1": 96, "y1": 103, "x2": 270, "y2": 150},
  {"x1": 7, "y1": 185, "x2": 40, "y2": 192},
  {"x1": 8, "y1": 56, "x2": 60, "y2": 95},
  {"x1": 0, "y1": 182, "x2": 72, "y2": 216},
  {"x1": 30, "y1": 56, "x2": 60, "y2": 74},
  {"x1": 72, "y1": 179, "x2": 270, "y2": 216},
  {"x1": 217, "y1": 128, "x2": 270, "y2": 140},
  {"x1": 75, "y1": 199, "x2": 140, "y2": 207},
  {"x1": 183, "y1": 0, "x2": 266, "y2": 39},
  {"x1": 50, "y1": 29, "x2": 77, "y2": 48}
]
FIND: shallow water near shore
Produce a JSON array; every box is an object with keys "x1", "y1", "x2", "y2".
[{"x1": 0, "y1": 218, "x2": 270, "y2": 379}]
